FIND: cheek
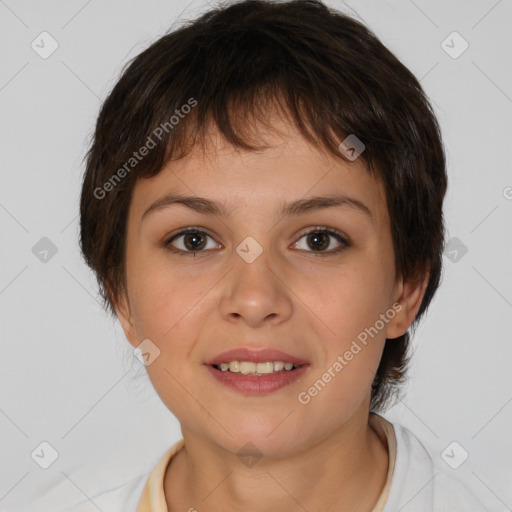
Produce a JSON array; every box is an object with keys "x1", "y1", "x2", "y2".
[
  {"x1": 131, "y1": 275, "x2": 206, "y2": 421},
  {"x1": 305, "y1": 262, "x2": 390, "y2": 343},
  {"x1": 128, "y1": 258, "x2": 209, "y2": 337},
  {"x1": 296, "y1": 258, "x2": 389, "y2": 399}
]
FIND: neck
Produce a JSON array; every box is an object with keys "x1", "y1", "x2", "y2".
[{"x1": 164, "y1": 410, "x2": 389, "y2": 512}]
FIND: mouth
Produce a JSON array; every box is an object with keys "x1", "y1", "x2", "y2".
[
  {"x1": 203, "y1": 347, "x2": 310, "y2": 395},
  {"x1": 210, "y1": 360, "x2": 304, "y2": 376}
]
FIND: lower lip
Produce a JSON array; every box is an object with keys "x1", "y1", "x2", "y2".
[{"x1": 204, "y1": 364, "x2": 309, "y2": 395}]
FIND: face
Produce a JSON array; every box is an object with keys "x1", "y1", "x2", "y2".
[{"x1": 115, "y1": 114, "x2": 426, "y2": 458}]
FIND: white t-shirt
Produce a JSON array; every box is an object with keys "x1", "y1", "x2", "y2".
[{"x1": 61, "y1": 413, "x2": 488, "y2": 511}]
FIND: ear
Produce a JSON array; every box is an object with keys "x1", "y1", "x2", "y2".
[
  {"x1": 107, "y1": 280, "x2": 139, "y2": 349},
  {"x1": 385, "y1": 267, "x2": 430, "y2": 339}
]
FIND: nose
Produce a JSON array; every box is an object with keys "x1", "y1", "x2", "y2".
[{"x1": 218, "y1": 248, "x2": 294, "y2": 328}]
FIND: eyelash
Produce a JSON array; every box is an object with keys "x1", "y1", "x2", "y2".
[{"x1": 163, "y1": 226, "x2": 350, "y2": 258}]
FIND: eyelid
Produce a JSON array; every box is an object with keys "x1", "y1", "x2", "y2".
[
  {"x1": 163, "y1": 226, "x2": 220, "y2": 254},
  {"x1": 295, "y1": 225, "x2": 349, "y2": 244},
  {"x1": 291, "y1": 226, "x2": 349, "y2": 256}
]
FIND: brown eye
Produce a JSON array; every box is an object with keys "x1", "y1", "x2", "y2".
[
  {"x1": 164, "y1": 228, "x2": 219, "y2": 256},
  {"x1": 306, "y1": 232, "x2": 330, "y2": 251},
  {"x1": 182, "y1": 231, "x2": 207, "y2": 251},
  {"x1": 294, "y1": 227, "x2": 349, "y2": 255}
]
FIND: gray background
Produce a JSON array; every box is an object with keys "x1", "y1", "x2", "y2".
[{"x1": 1, "y1": 0, "x2": 511, "y2": 510}]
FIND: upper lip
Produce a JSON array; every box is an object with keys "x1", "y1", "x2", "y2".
[{"x1": 204, "y1": 348, "x2": 309, "y2": 366}]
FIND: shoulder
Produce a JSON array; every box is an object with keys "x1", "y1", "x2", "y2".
[
  {"x1": 432, "y1": 470, "x2": 489, "y2": 511},
  {"x1": 382, "y1": 418, "x2": 488, "y2": 511},
  {"x1": 60, "y1": 440, "x2": 184, "y2": 512}
]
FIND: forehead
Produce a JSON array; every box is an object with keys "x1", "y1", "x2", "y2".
[{"x1": 129, "y1": 115, "x2": 388, "y2": 227}]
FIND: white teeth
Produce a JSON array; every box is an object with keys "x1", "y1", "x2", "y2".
[
  {"x1": 239, "y1": 361, "x2": 256, "y2": 374},
  {"x1": 256, "y1": 362, "x2": 274, "y2": 374},
  {"x1": 215, "y1": 360, "x2": 299, "y2": 375}
]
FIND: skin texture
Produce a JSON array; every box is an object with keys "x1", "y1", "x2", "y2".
[{"x1": 114, "y1": 113, "x2": 429, "y2": 511}]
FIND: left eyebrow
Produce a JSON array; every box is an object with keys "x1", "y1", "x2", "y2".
[
  {"x1": 279, "y1": 194, "x2": 372, "y2": 219},
  {"x1": 141, "y1": 193, "x2": 373, "y2": 221}
]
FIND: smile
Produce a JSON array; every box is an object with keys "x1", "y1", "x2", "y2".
[
  {"x1": 205, "y1": 362, "x2": 309, "y2": 395},
  {"x1": 214, "y1": 360, "x2": 300, "y2": 375}
]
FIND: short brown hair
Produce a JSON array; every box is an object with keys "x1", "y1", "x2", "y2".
[{"x1": 79, "y1": 0, "x2": 447, "y2": 412}]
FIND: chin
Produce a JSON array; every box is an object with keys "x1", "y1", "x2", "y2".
[{"x1": 214, "y1": 420, "x2": 308, "y2": 461}]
